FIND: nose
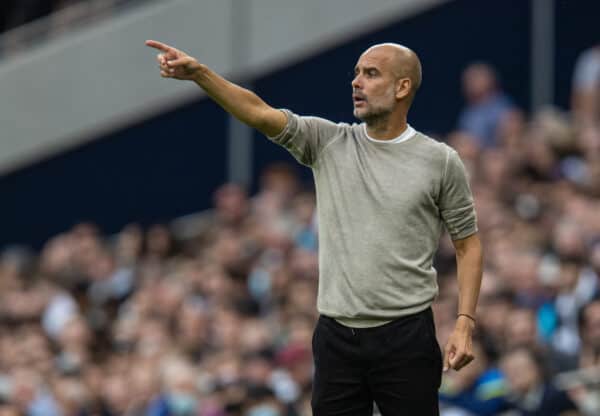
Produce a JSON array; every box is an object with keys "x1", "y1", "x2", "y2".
[{"x1": 351, "y1": 74, "x2": 362, "y2": 89}]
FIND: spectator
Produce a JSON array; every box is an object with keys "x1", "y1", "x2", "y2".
[
  {"x1": 571, "y1": 45, "x2": 600, "y2": 125},
  {"x1": 500, "y1": 347, "x2": 578, "y2": 416},
  {"x1": 458, "y1": 63, "x2": 515, "y2": 148}
]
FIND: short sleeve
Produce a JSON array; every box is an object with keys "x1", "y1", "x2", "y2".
[
  {"x1": 439, "y1": 148, "x2": 478, "y2": 240},
  {"x1": 268, "y1": 109, "x2": 342, "y2": 167}
]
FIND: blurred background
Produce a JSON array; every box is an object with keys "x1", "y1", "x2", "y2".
[{"x1": 0, "y1": 0, "x2": 599, "y2": 415}]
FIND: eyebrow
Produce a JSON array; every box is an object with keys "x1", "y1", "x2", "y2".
[{"x1": 354, "y1": 65, "x2": 380, "y2": 74}]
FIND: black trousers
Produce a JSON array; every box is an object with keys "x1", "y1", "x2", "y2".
[{"x1": 311, "y1": 308, "x2": 442, "y2": 416}]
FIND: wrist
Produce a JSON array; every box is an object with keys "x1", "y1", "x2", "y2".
[
  {"x1": 456, "y1": 314, "x2": 476, "y2": 330},
  {"x1": 192, "y1": 63, "x2": 210, "y2": 84}
]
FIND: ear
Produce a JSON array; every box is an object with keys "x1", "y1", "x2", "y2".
[{"x1": 395, "y1": 78, "x2": 412, "y2": 100}]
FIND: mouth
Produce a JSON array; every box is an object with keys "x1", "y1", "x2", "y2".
[{"x1": 353, "y1": 94, "x2": 367, "y2": 106}]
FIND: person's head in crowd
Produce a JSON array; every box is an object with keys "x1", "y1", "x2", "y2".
[
  {"x1": 209, "y1": 228, "x2": 251, "y2": 276},
  {"x1": 590, "y1": 241, "x2": 600, "y2": 275},
  {"x1": 144, "y1": 224, "x2": 175, "y2": 260},
  {"x1": 213, "y1": 183, "x2": 249, "y2": 227},
  {"x1": 522, "y1": 133, "x2": 560, "y2": 181},
  {"x1": 114, "y1": 223, "x2": 143, "y2": 266},
  {"x1": 100, "y1": 371, "x2": 131, "y2": 414},
  {"x1": 136, "y1": 316, "x2": 173, "y2": 359},
  {"x1": 531, "y1": 109, "x2": 575, "y2": 155},
  {"x1": 287, "y1": 247, "x2": 318, "y2": 280},
  {"x1": 258, "y1": 163, "x2": 300, "y2": 201},
  {"x1": 285, "y1": 313, "x2": 315, "y2": 347},
  {"x1": 502, "y1": 251, "x2": 544, "y2": 305},
  {"x1": 9, "y1": 367, "x2": 45, "y2": 414},
  {"x1": 290, "y1": 191, "x2": 316, "y2": 229},
  {"x1": 161, "y1": 357, "x2": 200, "y2": 416},
  {"x1": 461, "y1": 63, "x2": 500, "y2": 104},
  {"x1": 552, "y1": 218, "x2": 587, "y2": 265},
  {"x1": 50, "y1": 375, "x2": 90, "y2": 415},
  {"x1": 176, "y1": 299, "x2": 209, "y2": 358},
  {"x1": 56, "y1": 315, "x2": 92, "y2": 374},
  {"x1": 284, "y1": 279, "x2": 317, "y2": 318},
  {"x1": 575, "y1": 124, "x2": 600, "y2": 159},
  {"x1": 503, "y1": 307, "x2": 539, "y2": 351},
  {"x1": 496, "y1": 109, "x2": 526, "y2": 148},
  {"x1": 243, "y1": 384, "x2": 284, "y2": 416},
  {"x1": 211, "y1": 306, "x2": 243, "y2": 351},
  {"x1": 0, "y1": 246, "x2": 35, "y2": 292},
  {"x1": 571, "y1": 44, "x2": 600, "y2": 125},
  {"x1": 153, "y1": 277, "x2": 187, "y2": 320},
  {"x1": 238, "y1": 319, "x2": 273, "y2": 355},
  {"x1": 21, "y1": 327, "x2": 54, "y2": 377},
  {"x1": 197, "y1": 262, "x2": 235, "y2": 305},
  {"x1": 127, "y1": 360, "x2": 161, "y2": 413},
  {"x1": 500, "y1": 347, "x2": 544, "y2": 398},
  {"x1": 578, "y1": 297, "x2": 600, "y2": 368},
  {"x1": 242, "y1": 351, "x2": 274, "y2": 387},
  {"x1": 479, "y1": 148, "x2": 513, "y2": 192}
]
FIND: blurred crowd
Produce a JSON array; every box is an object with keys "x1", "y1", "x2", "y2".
[{"x1": 1, "y1": 45, "x2": 600, "y2": 416}]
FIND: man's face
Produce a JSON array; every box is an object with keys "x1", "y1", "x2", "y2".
[
  {"x1": 583, "y1": 302, "x2": 600, "y2": 348},
  {"x1": 351, "y1": 49, "x2": 398, "y2": 122}
]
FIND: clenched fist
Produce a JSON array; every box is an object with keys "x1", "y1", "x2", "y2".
[{"x1": 145, "y1": 40, "x2": 204, "y2": 81}]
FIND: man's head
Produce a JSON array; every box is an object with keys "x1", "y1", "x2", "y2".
[
  {"x1": 462, "y1": 63, "x2": 498, "y2": 104},
  {"x1": 352, "y1": 43, "x2": 422, "y2": 124},
  {"x1": 579, "y1": 298, "x2": 600, "y2": 350}
]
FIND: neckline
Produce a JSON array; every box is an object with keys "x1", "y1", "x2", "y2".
[{"x1": 363, "y1": 124, "x2": 416, "y2": 144}]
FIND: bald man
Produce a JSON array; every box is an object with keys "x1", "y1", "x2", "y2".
[{"x1": 146, "y1": 40, "x2": 483, "y2": 415}]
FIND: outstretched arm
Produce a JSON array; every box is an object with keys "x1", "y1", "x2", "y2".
[
  {"x1": 443, "y1": 232, "x2": 483, "y2": 372},
  {"x1": 145, "y1": 40, "x2": 287, "y2": 137}
]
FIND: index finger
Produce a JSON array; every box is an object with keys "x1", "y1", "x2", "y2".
[{"x1": 145, "y1": 39, "x2": 172, "y2": 52}]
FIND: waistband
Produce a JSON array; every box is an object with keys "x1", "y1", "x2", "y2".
[{"x1": 320, "y1": 307, "x2": 432, "y2": 332}]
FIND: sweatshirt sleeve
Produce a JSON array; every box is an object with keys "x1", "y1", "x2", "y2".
[
  {"x1": 439, "y1": 148, "x2": 478, "y2": 240},
  {"x1": 267, "y1": 109, "x2": 342, "y2": 167}
]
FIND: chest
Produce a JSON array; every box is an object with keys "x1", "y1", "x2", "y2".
[{"x1": 316, "y1": 138, "x2": 442, "y2": 214}]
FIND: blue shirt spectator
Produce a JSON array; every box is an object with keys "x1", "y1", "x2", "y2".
[{"x1": 458, "y1": 63, "x2": 515, "y2": 148}]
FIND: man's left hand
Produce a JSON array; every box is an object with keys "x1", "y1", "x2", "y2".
[{"x1": 443, "y1": 315, "x2": 475, "y2": 371}]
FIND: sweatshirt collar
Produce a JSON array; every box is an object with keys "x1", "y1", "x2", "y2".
[{"x1": 363, "y1": 124, "x2": 416, "y2": 144}]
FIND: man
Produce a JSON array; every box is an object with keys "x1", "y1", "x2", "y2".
[
  {"x1": 458, "y1": 63, "x2": 514, "y2": 148},
  {"x1": 145, "y1": 39, "x2": 483, "y2": 415}
]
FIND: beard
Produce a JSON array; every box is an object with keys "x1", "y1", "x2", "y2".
[
  {"x1": 353, "y1": 86, "x2": 396, "y2": 126},
  {"x1": 354, "y1": 103, "x2": 393, "y2": 126}
]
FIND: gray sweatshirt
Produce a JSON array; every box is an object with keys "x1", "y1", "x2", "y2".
[{"x1": 269, "y1": 110, "x2": 477, "y2": 327}]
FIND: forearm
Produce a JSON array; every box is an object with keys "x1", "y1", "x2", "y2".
[
  {"x1": 193, "y1": 65, "x2": 285, "y2": 136},
  {"x1": 454, "y1": 234, "x2": 483, "y2": 318}
]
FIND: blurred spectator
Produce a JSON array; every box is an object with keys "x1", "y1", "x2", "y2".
[
  {"x1": 571, "y1": 45, "x2": 600, "y2": 125},
  {"x1": 458, "y1": 62, "x2": 516, "y2": 148},
  {"x1": 500, "y1": 348, "x2": 578, "y2": 416}
]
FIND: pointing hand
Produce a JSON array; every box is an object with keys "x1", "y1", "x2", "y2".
[{"x1": 145, "y1": 39, "x2": 203, "y2": 81}]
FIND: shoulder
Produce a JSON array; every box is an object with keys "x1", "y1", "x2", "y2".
[{"x1": 411, "y1": 130, "x2": 454, "y2": 162}]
